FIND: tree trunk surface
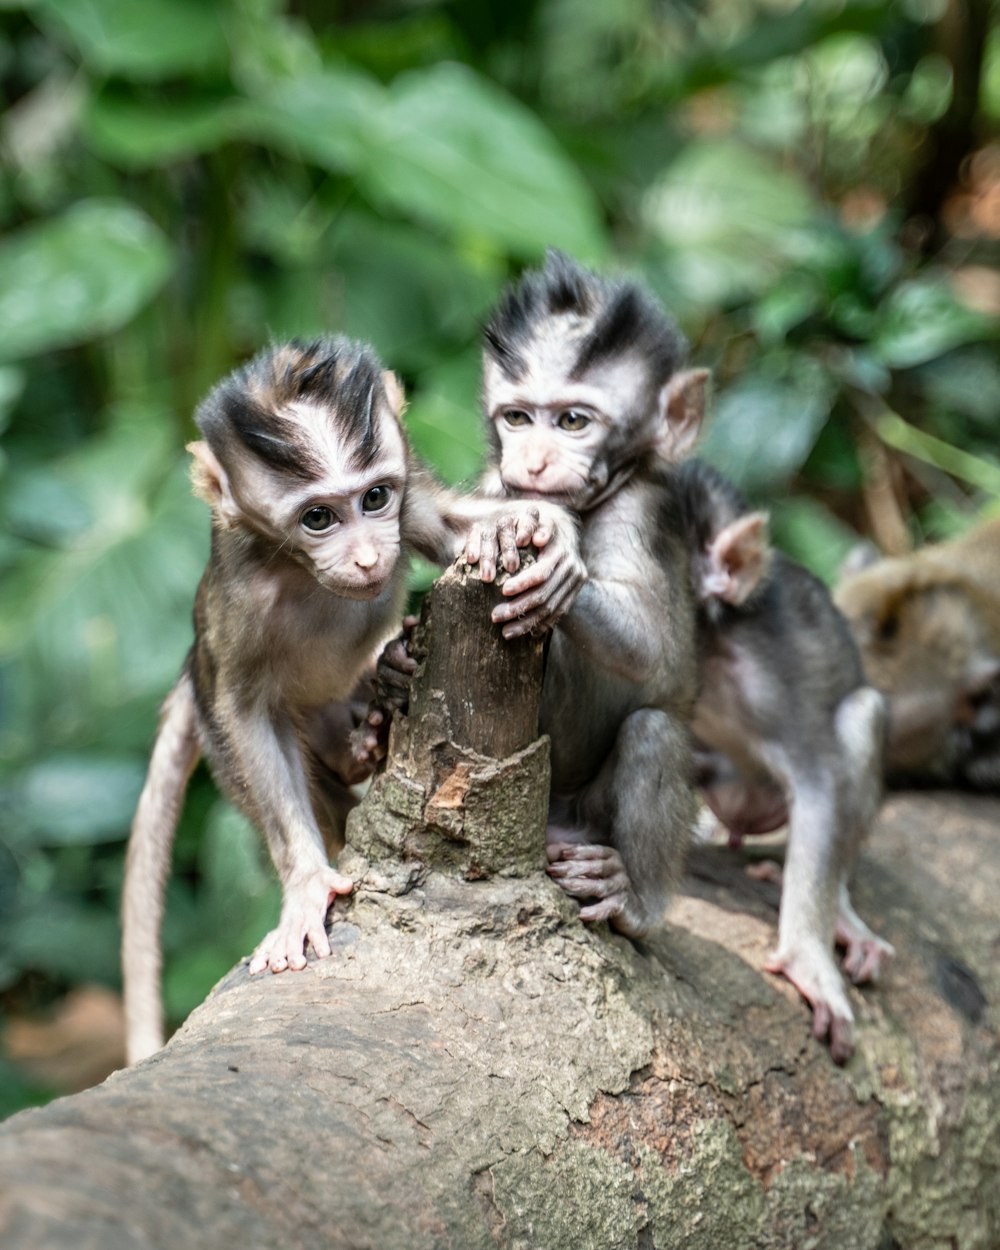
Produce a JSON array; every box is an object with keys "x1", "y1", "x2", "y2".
[{"x1": 1, "y1": 564, "x2": 998, "y2": 1250}]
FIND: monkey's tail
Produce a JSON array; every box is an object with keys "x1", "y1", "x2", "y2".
[{"x1": 122, "y1": 669, "x2": 201, "y2": 1065}]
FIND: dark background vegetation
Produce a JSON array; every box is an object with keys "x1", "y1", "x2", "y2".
[{"x1": 0, "y1": 0, "x2": 997, "y2": 1112}]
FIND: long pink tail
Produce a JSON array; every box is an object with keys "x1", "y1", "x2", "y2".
[{"x1": 122, "y1": 672, "x2": 200, "y2": 1065}]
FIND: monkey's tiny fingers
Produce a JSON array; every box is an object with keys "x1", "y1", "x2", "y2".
[
  {"x1": 465, "y1": 523, "x2": 498, "y2": 582},
  {"x1": 512, "y1": 505, "x2": 542, "y2": 551},
  {"x1": 546, "y1": 843, "x2": 630, "y2": 898},
  {"x1": 578, "y1": 896, "x2": 628, "y2": 923},
  {"x1": 842, "y1": 935, "x2": 895, "y2": 985},
  {"x1": 546, "y1": 840, "x2": 609, "y2": 863},
  {"x1": 248, "y1": 867, "x2": 354, "y2": 976},
  {"x1": 745, "y1": 860, "x2": 783, "y2": 886},
  {"x1": 379, "y1": 638, "x2": 418, "y2": 678},
  {"x1": 349, "y1": 719, "x2": 386, "y2": 768},
  {"x1": 496, "y1": 575, "x2": 582, "y2": 639},
  {"x1": 765, "y1": 947, "x2": 855, "y2": 1064},
  {"x1": 495, "y1": 510, "x2": 526, "y2": 574}
]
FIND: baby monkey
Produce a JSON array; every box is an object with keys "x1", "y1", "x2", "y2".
[
  {"x1": 678, "y1": 460, "x2": 892, "y2": 1062},
  {"x1": 122, "y1": 337, "x2": 578, "y2": 1064},
  {"x1": 474, "y1": 250, "x2": 708, "y2": 938}
]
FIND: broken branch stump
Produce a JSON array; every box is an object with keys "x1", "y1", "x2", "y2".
[{"x1": 345, "y1": 559, "x2": 550, "y2": 882}]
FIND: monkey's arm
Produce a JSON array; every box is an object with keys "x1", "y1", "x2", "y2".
[
  {"x1": 554, "y1": 575, "x2": 669, "y2": 683},
  {"x1": 208, "y1": 694, "x2": 353, "y2": 974}
]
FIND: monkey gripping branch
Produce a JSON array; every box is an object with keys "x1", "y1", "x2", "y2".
[{"x1": 0, "y1": 561, "x2": 998, "y2": 1250}]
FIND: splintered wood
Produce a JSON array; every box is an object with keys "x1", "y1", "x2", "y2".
[{"x1": 344, "y1": 558, "x2": 551, "y2": 880}]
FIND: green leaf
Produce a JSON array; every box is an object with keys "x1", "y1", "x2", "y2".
[
  {"x1": 329, "y1": 213, "x2": 498, "y2": 370},
  {"x1": 9, "y1": 752, "x2": 145, "y2": 846},
  {"x1": 0, "y1": 1057, "x2": 55, "y2": 1120},
  {"x1": 751, "y1": 274, "x2": 822, "y2": 345},
  {"x1": 0, "y1": 367, "x2": 24, "y2": 448},
  {"x1": 200, "y1": 803, "x2": 273, "y2": 906},
  {"x1": 404, "y1": 352, "x2": 486, "y2": 485},
  {"x1": 0, "y1": 200, "x2": 172, "y2": 361},
  {"x1": 242, "y1": 67, "x2": 382, "y2": 172},
  {"x1": 0, "y1": 429, "x2": 207, "y2": 717},
  {"x1": 768, "y1": 495, "x2": 857, "y2": 583},
  {"x1": 363, "y1": 63, "x2": 605, "y2": 259},
  {"x1": 875, "y1": 410, "x2": 1000, "y2": 496},
  {"x1": 645, "y1": 140, "x2": 815, "y2": 306},
  {"x1": 918, "y1": 348, "x2": 1000, "y2": 427},
  {"x1": 5, "y1": 896, "x2": 122, "y2": 982},
  {"x1": 36, "y1": 0, "x2": 227, "y2": 80},
  {"x1": 85, "y1": 90, "x2": 246, "y2": 167},
  {"x1": 699, "y1": 357, "x2": 836, "y2": 492},
  {"x1": 872, "y1": 278, "x2": 997, "y2": 369},
  {"x1": 244, "y1": 62, "x2": 605, "y2": 259}
]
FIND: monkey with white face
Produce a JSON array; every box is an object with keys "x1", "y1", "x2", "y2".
[
  {"x1": 122, "y1": 337, "x2": 580, "y2": 1064},
  {"x1": 476, "y1": 251, "x2": 707, "y2": 938},
  {"x1": 678, "y1": 459, "x2": 892, "y2": 1062}
]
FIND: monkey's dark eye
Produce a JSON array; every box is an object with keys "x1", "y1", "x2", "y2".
[
  {"x1": 557, "y1": 409, "x2": 591, "y2": 432},
  {"x1": 301, "y1": 505, "x2": 336, "y2": 532},
  {"x1": 503, "y1": 409, "x2": 532, "y2": 428},
  {"x1": 361, "y1": 485, "x2": 392, "y2": 513}
]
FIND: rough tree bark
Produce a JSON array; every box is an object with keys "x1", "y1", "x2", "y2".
[{"x1": 0, "y1": 561, "x2": 998, "y2": 1250}]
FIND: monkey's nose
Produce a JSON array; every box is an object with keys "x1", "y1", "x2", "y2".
[{"x1": 354, "y1": 545, "x2": 380, "y2": 570}]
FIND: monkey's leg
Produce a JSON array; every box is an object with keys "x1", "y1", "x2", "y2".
[
  {"x1": 122, "y1": 671, "x2": 201, "y2": 1065},
  {"x1": 833, "y1": 686, "x2": 894, "y2": 985},
  {"x1": 763, "y1": 772, "x2": 857, "y2": 1063},
  {"x1": 548, "y1": 708, "x2": 695, "y2": 939},
  {"x1": 208, "y1": 701, "x2": 354, "y2": 976}
]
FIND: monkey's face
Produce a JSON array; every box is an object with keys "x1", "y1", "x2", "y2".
[
  {"x1": 230, "y1": 404, "x2": 408, "y2": 600},
  {"x1": 290, "y1": 480, "x2": 405, "y2": 599},
  {"x1": 291, "y1": 413, "x2": 407, "y2": 599},
  {"x1": 483, "y1": 336, "x2": 653, "y2": 511}
]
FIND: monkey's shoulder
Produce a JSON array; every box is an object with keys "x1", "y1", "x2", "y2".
[{"x1": 716, "y1": 552, "x2": 864, "y2": 696}]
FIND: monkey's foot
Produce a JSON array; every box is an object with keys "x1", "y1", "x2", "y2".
[
  {"x1": 248, "y1": 867, "x2": 354, "y2": 975},
  {"x1": 836, "y1": 918, "x2": 895, "y2": 985},
  {"x1": 835, "y1": 885, "x2": 895, "y2": 984},
  {"x1": 764, "y1": 946, "x2": 855, "y2": 1064},
  {"x1": 546, "y1": 842, "x2": 645, "y2": 935}
]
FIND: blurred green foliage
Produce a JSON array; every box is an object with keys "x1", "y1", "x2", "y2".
[{"x1": 0, "y1": 0, "x2": 997, "y2": 1112}]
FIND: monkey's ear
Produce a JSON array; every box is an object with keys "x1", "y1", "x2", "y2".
[
  {"x1": 656, "y1": 368, "x2": 709, "y2": 461},
  {"x1": 704, "y1": 512, "x2": 771, "y2": 604},
  {"x1": 381, "y1": 370, "x2": 407, "y2": 418},
  {"x1": 187, "y1": 440, "x2": 241, "y2": 525}
]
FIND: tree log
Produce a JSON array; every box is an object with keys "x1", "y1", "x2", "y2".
[{"x1": 0, "y1": 563, "x2": 998, "y2": 1250}]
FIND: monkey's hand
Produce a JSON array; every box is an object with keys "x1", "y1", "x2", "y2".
[
  {"x1": 248, "y1": 865, "x2": 354, "y2": 975},
  {"x1": 764, "y1": 943, "x2": 856, "y2": 1064},
  {"x1": 546, "y1": 842, "x2": 647, "y2": 938},
  {"x1": 466, "y1": 504, "x2": 586, "y2": 640},
  {"x1": 349, "y1": 616, "x2": 419, "y2": 769}
]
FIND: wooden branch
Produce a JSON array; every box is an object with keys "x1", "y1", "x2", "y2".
[{"x1": 0, "y1": 562, "x2": 998, "y2": 1249}]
